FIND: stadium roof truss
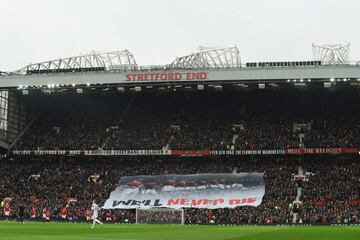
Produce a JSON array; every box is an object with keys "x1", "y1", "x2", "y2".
[
  {"x1": 15, "y1": 50, "x2": 137, "y2": 74},
  {"x1": 312, "y1": 43, "x2": 350, "y2": 65},
  {"x1": 169, "y1": 46, "x2": 241, "y2": 69}
]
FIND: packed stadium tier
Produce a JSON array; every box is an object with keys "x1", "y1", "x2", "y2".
[
  {"x1": 0, "y1": 156, "x2": 359, "y2": 225},
  {"x1": 13, "y1": 88, "x2": 360, "y2": 152}
]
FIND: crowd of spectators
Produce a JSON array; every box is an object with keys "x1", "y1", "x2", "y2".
[
  {"x1": 3, "y1": 88, "x2": 360, "y2": 224},
  {"x1": 14, "y1": 89, "x2": 360, "y2": 151},
  {"x1": 298, "y1": 157, "x2": 360, "y2": 224},
  {"x1": 0, "y1": 156, "x2": 359, "y2": 224}
]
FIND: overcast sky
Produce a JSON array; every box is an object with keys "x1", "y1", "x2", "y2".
[{"x1": 0, "y1": 0, "x2": 359, "y2": 71}]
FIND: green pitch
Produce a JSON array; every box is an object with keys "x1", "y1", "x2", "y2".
[{"x1": 1, "y1": 221, "x2": 360, "y2": 240}]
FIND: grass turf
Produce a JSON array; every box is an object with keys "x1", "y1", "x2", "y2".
[{"x1": 0, "y1": 221, "x2": 359, "y2": 240}]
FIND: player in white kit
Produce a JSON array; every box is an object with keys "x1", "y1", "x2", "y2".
[{"x1": 91, "y1": 200, "x2": 103, "y2": 228}]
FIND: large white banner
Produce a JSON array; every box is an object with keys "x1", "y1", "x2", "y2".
[{"x1": 103, "y1": 173, "x2": 265, "y2": 209}]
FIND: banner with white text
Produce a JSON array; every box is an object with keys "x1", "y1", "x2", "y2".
[
  {"x1": 103, "y1": 173, "x2": 265, "y2": 209},
  {"x1": 11, "y1": 148, "x2": 359, "y2": 156}
]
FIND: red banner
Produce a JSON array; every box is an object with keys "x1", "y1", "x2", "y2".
[
  {"x1": 285, "y1": 148, "x2": 359, "y2": 155},
  {"x1": 314, "y1": 200, "x2": 360, "y2": 206},
  {"x1": 171, "y1": 150, "x2": 211, "y2": 156}
]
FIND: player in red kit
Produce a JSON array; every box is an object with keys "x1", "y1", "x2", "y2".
[
  {"x1": 4, "y1": 202, "x2": 11, "y2": 220},
  {"x1": 30, "y1": 207, "x2": 36, "y2": 219},
  {"x1": 42, "y1": 207, "x2": 47, "y2": 222},
  {"x1": 45, "y1": 209, "x2": 50, "y2": 221},
  {"x1": 61, "y1": 207, "x2": 68, "y2": 221},
  {"x1": 85, "y1": 209, "x2": 91, "y2": 221}
]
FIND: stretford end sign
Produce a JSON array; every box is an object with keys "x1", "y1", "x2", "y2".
[{"x1": 126, "y1": 72, "x2": 208, "y2": 81}]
